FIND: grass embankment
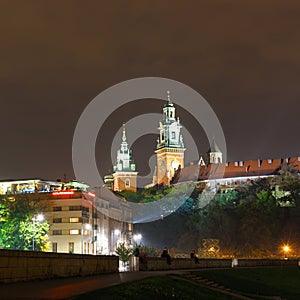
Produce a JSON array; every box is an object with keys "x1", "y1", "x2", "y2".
[
  {"x1": 193, "y1": 266, "x2": 300, "y2": 300},
  {"x1": 74, "y1": 267, "x2": 299, "y2": 300},
  {"x1": 74, "y1": 275, "x2": 238, "y2": 300}
]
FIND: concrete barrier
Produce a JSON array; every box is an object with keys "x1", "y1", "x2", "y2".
[{"x1": 0, "y1": 249, "x2": 118, "y2": 283}]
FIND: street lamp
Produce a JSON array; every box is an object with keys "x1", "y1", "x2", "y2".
[
  {"x1": 133, "y1": 233, "x2": 142, "y2": 244},
  {"x1": 113, "y1": 229, "x2": 120, "y2": 253},
  {"x1": 32, "y1": 214, "x2": 44, "y2": 251},
  {"x1": 282, "y1": 244, "x2": 290, "y2": 259}
]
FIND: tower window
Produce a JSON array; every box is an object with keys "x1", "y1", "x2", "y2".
[
  {"x1": 170, "y1": 112, "x2": 173, "y2": 118},
  {"x1": 171, "y1": 131, "x2": 175, "y2": 139},
  {"x1": 125, "y1": 178, "x2": 130, "y2": 187}
]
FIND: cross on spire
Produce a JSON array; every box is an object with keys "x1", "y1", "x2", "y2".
[{"x1": 122, "y1": 123, "x2": 126, "y2": 142}]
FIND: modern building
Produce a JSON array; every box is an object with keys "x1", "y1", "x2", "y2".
[
  {"x1": 0, "y1": 178, "x2": 63, "y2": 195},
  {"x1": 0, "y1": 179, "x2": 133, "y2": 254}
]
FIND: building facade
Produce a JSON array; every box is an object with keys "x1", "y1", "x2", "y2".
[{"x1": 0, "y1": 180, "x2": 133, "y2": 255}]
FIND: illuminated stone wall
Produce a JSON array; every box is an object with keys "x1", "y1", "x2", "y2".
[{"x1": 0, "y1": 249, "x2": 118, "y2": 283}]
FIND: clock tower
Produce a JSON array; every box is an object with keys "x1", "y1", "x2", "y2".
[{"x1": 155, "y1": 91, "x2": 185, "y2": 185}]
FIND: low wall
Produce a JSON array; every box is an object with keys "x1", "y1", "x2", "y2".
[
  {"x1": 236, "y1": 258, "x2": 298, "y2": 267},
  {"x1": 140, "y1": 258, "x2": 232, "y2": 271},
  {"x1": 0, "y1": 249, "x2": 119, "y2": 283},
  {"x1": 140, "y1": 257, "x2": 299, "y2": 271}
]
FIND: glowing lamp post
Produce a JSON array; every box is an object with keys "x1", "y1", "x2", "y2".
[
  {"x1": 32, "y1": 214, "x2": 44, "y2": 251},
  {"x1": 112, "y1": 229, "x2": 120, "y2": 253},
  {"x1": 133, "y1": 233, "x2": 142, "y2": 244},
  {"x1": 282, "y1": 244, "x2": 290, "y2": 259}
]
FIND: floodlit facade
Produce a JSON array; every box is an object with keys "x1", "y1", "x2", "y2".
[
  {"x1": 0, "y1": 180, "x2": 133, "y2": 254},
  {"x1": 45, "y1": 190, "x2": 133, "y2": 254},
  {"x1": 153, "y1": 91, "x2": 186, "y2": 186}
]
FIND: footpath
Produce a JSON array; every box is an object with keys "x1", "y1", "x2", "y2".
[{"x1": 0, "y1": 270, "x2": 189, "y2": 300}]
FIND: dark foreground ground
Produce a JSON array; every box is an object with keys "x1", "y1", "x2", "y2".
[
  {"x1": 0, "y1": 267, "x2": 299, "y2": 300},
  {"x1": 74, "y1": 267, "x2": 300, "y2": 300}
]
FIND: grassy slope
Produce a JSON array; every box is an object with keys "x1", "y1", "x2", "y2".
[
  {"x1": 193, "y1": 267, "x2": 300, "y2": 300},
  {"x1": 75, "y1": 275, "x2": 238, "y2": 300}
]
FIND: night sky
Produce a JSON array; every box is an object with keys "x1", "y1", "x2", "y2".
[{"x1": 1, "y1": 1, "x2": 299, "y2": 182}]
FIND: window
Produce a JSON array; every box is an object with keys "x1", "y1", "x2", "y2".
[
  {"x1": 239, "y1": 161, "x2": 243, "y2": 167},
  {"x1": 69, "y1": 205, "x2": 81, "y2": 211},
  {"x1": 268, "y1": 159, "x2": 272, "y2": 164},
  {"x1": 69, "y1": 217, "x2": 80, "y2": 223},
  {"x1": 125, "y1": 178, "x2": 130, "y2": 187},
  {"x1": 69, "y1": 229, "x2": 80, "y2": 235},
  {"x1": 69, "y1": 242, "x2": 74, "y2": 253},
  {"x1": 171, "y1": 131, "x2": 175, "y2": 139},
  {"x1": 52, "y1": 242, "x2": 57, "y2": 253},
  {"x1": 53, "y1": 218, "x2": 62, "y2": 223},
  {"x1": 53, "y1": 230, "x2": 62, "y2": 235},
  {"x1": 234, "y1": 162, "x2": 238, "y2": 167},
  {"x1": 82, "y1": 206, "x2": 89, "y2": 217},
  {"x1": 53, "y1": 206, "x2": 62, "y2": 211}
]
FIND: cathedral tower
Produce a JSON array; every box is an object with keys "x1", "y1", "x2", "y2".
[
  {"x1": 112, "y1": 124, "x2": 138, "y2": 192},
  {"x1": 155, "y1": 91, "x2": 185, "y2": 185}
]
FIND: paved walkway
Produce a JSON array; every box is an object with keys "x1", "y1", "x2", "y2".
[{"x1": 0, "y1": 270, "x2": 190, "y2": 300}]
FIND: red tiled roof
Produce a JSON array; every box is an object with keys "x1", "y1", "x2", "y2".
[{"x1": 177, "y1": 157, "x2": 300, "y2": 182}]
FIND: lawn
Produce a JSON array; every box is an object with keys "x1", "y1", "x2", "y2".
[
  {"x1": 74, "y1": 275, "x2": 239, "y2": 300},
  {"x1": 193, "y1": 266, "x2": 300, "y2": 300}
]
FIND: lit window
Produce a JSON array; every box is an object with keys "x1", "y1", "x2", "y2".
[
  {"x1": 70, "y1": 217, "x2": 80, "y2": 223},
  {"x1": 268, "y1": 159, "x2": 272, "y2": 164},
  {"x1": 234, "y1": 162, "x2": 238, "y2": 167},
  {"x1": 69, "y1": 229, "x2": 80, "y2": 235}
]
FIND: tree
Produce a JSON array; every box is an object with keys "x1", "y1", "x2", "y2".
[
  {"x1": 115, "y1": 243, "x2": 133, "y2": 268},
  {"x1": 0, "y1": 194, "x2": 50, "y2": 251}
]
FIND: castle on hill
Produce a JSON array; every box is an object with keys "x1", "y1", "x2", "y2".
[{"x1": 107, "y1": 92, "x2": 300, "y2": 192}]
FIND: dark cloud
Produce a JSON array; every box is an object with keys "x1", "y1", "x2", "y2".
[{"x1": 0, "y1": 1, "x2": 299, "y2": 180}]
